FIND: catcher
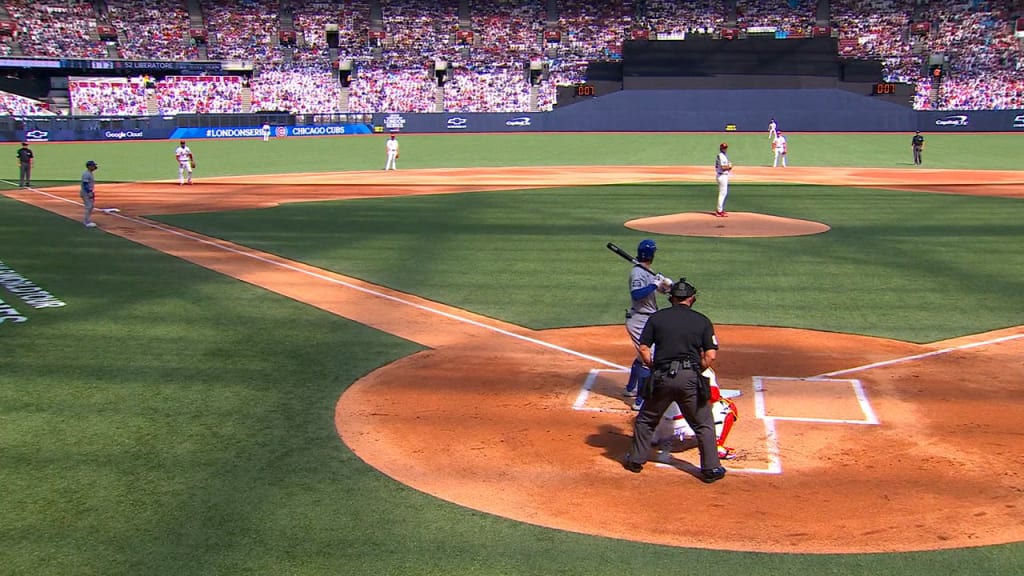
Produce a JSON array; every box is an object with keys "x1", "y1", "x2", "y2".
[
  {"x1": 175, "y1": 139, "x2": 195, "y2": 185},
  {"x1": 652, "y1": 368, "x2": 739, "y2": 461}
]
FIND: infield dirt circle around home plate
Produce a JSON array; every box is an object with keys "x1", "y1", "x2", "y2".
[{"x1": 7, "y1": 164, "x2": 1024, "y2": 555}]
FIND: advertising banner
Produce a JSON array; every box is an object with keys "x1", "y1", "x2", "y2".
[{"x1": 169, "y1": 124, "x2": 373, "y2": 140}]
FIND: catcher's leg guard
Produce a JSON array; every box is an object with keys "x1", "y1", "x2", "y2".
[{"x1": 714, "y1": 398, "x2": 738, "y2": 459}]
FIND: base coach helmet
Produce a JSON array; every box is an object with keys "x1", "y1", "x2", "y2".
[
  {"x1": 637, "y1": 239, "x2": 657, "y2": 262},
  {"x1": 669, "y1": 278, "x2": 697, "y2": 300}
]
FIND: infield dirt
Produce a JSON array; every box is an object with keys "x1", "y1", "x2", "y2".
[{"x1": 7, "y1": 165, "x2": 1024, "y2": 553}]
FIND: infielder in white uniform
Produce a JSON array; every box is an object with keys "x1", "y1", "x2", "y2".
[
  {"x1": 714, "y1": 143, "x2": 732, "y2": 217},
  {"x1": 623, "y1": 239, "x2": 673, "y2": 411},
  {"x1": 262, "y1": 123, "x2": 271, "y2": 142},
  {"x1": 174, "y1": 140, "x2": 194, "y2": 185},
  {"x1": 768, "y1": 118, "x2": 777, "y2": 140},
  {"x1": 384, "y1": 134, "x2": 399, "y2": 170},
  {"x1": 772, "y1": 131, "x2": 788, "y2": 168}
]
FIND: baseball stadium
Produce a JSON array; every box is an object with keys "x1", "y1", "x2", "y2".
[{"x1": 2, "y1": 1, "x2": 1024, "y2": 575}]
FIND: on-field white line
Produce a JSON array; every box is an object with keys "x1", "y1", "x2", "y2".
[
  {"x1": 13, "y1": 185, "x2": 628, "y2": 371},
  {"x1": 751, "y1": 377, "x2": 784, "y2": 474},
  {"x1": 813, "y1": 333, "x2": 1024, "y2": 378}
]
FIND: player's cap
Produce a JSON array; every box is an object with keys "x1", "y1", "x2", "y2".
[
  {"x1": 85, "y1": 160, "x2": 97, "y2": 167},
  {"x1": 720, "y1": 142, "x2": 728, "y2": 150},
  {"x1": 21, "y1": 141, "x2": 28, "y2": 146},
  {"x1": 179, "y1": 140, "x2": 186, "y2": 145}
]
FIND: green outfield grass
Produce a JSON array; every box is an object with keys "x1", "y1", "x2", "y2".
[
  {"x1": 4, "y1": 131, "x2": 1024, "y2": 186},
  {"x1": 2, "y1": 134, "x2": 1024, "y2": 575}
]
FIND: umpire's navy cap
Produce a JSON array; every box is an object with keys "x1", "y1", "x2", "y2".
[{"x1": 86, "y1": 160, "x2": 97, "y2": 167}]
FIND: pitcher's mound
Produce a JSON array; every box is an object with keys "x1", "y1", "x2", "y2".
[{"x1": 626, "y1": 212, "x2": 830, "y2": 238}]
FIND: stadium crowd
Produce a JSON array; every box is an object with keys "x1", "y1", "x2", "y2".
[
  {"x1": 250, "y1": 65, "x2": 342, "y2": 113},
  {"x1": 1, "y1": 0, "x2": 1020, "y2": 114},
  {"x1": 105, "y1": 0, "x2": 196, "y2": 60},
  {"x1": 638, "y1": 0, "x2": 728, "y2": 38},
  {"x1": 736, "y1": 0, "x2": 817, "y2": 35},
  {"x1": 0, "y1": 89, "x2": 56, "y2": 116}
]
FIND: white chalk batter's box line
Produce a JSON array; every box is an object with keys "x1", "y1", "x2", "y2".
[{"x1": 573, "y1": 370, "x2": 880, "y2": 475}]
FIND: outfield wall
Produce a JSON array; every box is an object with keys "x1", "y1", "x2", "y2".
[{"x1": 4, "y1": 92, "x2": 1024, "y2": 142}]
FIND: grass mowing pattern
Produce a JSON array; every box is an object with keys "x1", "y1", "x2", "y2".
[
  {"x1": 3, "y1": 131, "x2": 1024, "y2": 574},
  {"x1": 158, "y1": 183, "x2": 1024, "y2": 343}
]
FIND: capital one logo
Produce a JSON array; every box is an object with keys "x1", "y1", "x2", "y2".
[
  {"x1": 934, "y1": 114, "x2": 968, "y2": 126},
  {"x1": 1013, "y1": 114, "x2": 1024, "y2": 128}
]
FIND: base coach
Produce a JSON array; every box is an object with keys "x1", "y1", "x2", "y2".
[{"x1": 623, "y1": 278, "x2": 727, "y2": 483}]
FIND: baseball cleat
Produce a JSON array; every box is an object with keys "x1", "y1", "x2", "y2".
[
  {"x1": 718, "y1": 446, "x2": 738, "y2": 460},
  {"x1": 714, "y1": 210, "x2": 728, "y2": 217},
  {"x1": 84, "y1": 222, "x2": 97, "y2": 228},
  {"x1": 622, "y1": 457, "x2": 644, "y2": 473},
  {"x1": 630, "y1": 397, "x2": 644, "y2": 411}
]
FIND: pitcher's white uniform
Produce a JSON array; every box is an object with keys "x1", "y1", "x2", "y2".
[
  {"x1": 772, "y1": 133, "x2": 788, "y2": 167},
  {"x1": 384, "y1": 135, "x2": 399, "y2": 170},
  {"x1": 175, "y1": 141, "x2": 193, "y2": 185},
  {"x1": 714, "y1": 143, "x2": 732, "y2": 217}
]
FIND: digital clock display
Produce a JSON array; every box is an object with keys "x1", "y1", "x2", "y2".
[
  {"x1": 575, "y1": 83, "x2": 595, "y2": 97},
  {"x1": 872, "y1": 82, "x2": 897, "y2": 95}
]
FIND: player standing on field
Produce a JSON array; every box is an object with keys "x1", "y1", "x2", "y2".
[
  {"x1": 623, "y1": 239, "x2": 673, "y2": 411},
  {"x1": 262, "y1": 123, "x2": 271, "y2": 142},
  {"x1": 768, "y1": 118, "x2": 777, "y2": 141},
  {"x1": 384, "y1": 134, "x2": 399, "y2": 170},
  {"x1": 772, "y1": 131, "x2": 788, "y2": 168},
  {"x1": 911, "y1": 130, "x2": 925, "y2": 165},
  {"x1": 714, "y1": 143, "x2": 732, "y2": 217},
  {"x1": 175, "y1": 140, "x2": 194, "y2": 185},
  {"x1": 81, "y1": 160, "x2": 98, "y2": 228}
]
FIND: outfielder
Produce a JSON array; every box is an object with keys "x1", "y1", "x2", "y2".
[
  {"x1": 174, "y1": 140, "x2": 194, "y2": 185},
  {"x1": 384, "y1": 134, "x2": 399, "y2": 170},
  {"x1": 772, "y1": 131, "x2": 788, "y2": 168},
  {"x1": 768, "y1": 118, "x2": 777, "y2": 140},
  {"x1": 714, "y1": 143, "x2": 732, "y2": 217},
  {"x1": 262, "y1": 123, "x2": 271, "y2": 142},
  {"x1": 623, "y1": 239, "x2": 673, "y2": 411},
  {"x1": 652, "y1": 368, "x2": 738, "y2": 461}
]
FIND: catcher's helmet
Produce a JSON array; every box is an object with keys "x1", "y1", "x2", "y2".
[
  {"x1": 636, "y1": 239, "x2": 657, "y2": 262},
  {"x1": 669, "y1": 278, "x2": 697, "y2": 300}
]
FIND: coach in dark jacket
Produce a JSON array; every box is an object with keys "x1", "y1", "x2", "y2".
[{"x1": 623, "y1": 278, "x2": 727, "y2": 483}]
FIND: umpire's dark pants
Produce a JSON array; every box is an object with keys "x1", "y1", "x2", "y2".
[
  {"x1": 19, "y1": 162, "x2": 31, "y2": 186},
  {"x1": 627, "y1": 369, "x2": 721, "y2": 472}
]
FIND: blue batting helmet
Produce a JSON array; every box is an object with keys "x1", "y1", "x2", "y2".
[{"x1": 636, "y1": 239, "x2": 657, "y2": 262}]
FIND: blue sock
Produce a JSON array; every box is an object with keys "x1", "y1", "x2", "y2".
[{"x1": 626, "y1": 359, "x2": 644, "y2": 392}]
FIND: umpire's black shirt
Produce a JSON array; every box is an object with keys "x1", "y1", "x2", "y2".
[
  {"x1": 639, "y1": 302, "x2": 718, "y2": 369},
  {"x1": 16, "y1": 146, "x2": 33, "y2": 164}
]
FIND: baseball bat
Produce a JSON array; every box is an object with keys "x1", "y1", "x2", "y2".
[
  {"x1": 606, "y1": 242, "x2": 641, "y2": 266},
  {"x1": 606, "y1": 242, "x2": 664, "y2": 277}
]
